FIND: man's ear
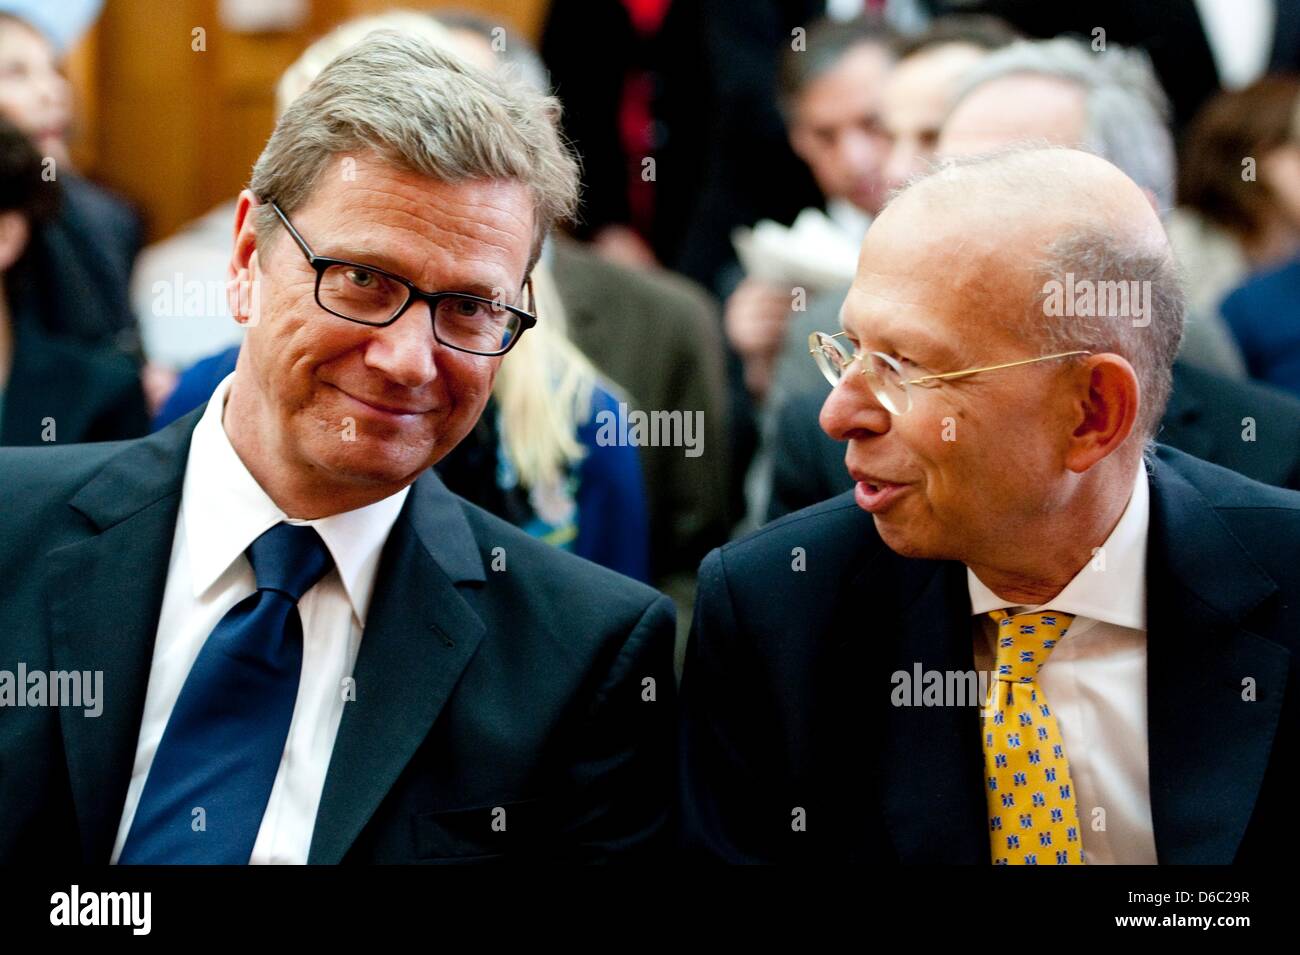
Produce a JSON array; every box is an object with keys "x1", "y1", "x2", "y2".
[
  {"x1": 227, "y1": 189, "x2": 262, "y2": 324},
  {"x1": 1063, "y1": 353, "x2": 1141, "y2": 473},
  {"x1": 0, "y1": 210, "x2": 30, "y2": 272}
]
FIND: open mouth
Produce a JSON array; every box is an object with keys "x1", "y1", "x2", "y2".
[{"x1": 854, "y1": 478, "x2": 909, "y2": 513}]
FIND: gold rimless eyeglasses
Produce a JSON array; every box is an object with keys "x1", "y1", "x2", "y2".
[{"x1": 808, "y1": 330, "x2": 1091, "y2": 415}]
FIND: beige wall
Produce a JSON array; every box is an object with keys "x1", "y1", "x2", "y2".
[{"x1": 67, "y1": 0, "x2": 550, "y2": 242}]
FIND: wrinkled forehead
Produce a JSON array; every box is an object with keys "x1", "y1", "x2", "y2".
[
  {"x1": 840, "y1": 200, "x2": 1043, "y2": 359},
  {"x1": 290, "y1": 156, "x2": 536, "y2": 294},
  {"x1": 838, "y1": 269, "x2": 989, "y2": 367}
]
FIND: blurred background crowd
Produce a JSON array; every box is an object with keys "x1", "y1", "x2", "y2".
[{"x1": 1, "y1": 0, "x2": 1299, "y2": 661}]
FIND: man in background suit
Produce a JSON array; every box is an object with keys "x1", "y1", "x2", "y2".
[
  {"x1": 0, "y1": 33, "x2": 676, "y2": 865},
  {"x1": 680, "y1": 147, "x2": 1300, "y2": 863}
]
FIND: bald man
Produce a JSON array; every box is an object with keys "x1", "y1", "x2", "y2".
[
  {"x1": 767, "y1": 38, "x2": 1300, "y2": 519},
  {"x1": 679, "y1": 146, "x2": 1300, "y2": 864}
]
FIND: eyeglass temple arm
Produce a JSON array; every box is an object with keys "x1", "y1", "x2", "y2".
[
  {"x1": 810, "y1": 333, "x2": 1091, "y2": 384},
  {"x1": 265, "y1": 199, "x2": 316, "y2": 261},
  {"x1": 907, "y1": 351, "x2": 1092, "y2": 384}
]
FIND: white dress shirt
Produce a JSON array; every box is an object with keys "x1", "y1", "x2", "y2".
[
  {"x1": 967, "y1": 465, "x2": 1158, "y2": 865},
  {"x1": 110, "y1": 373, "x2": 410, "y2": 864}
]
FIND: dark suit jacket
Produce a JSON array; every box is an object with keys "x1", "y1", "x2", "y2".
[
  {"x1": 768, "y1": 361, "x2": 1300, "y2": 520},
  {"x1": 1, "y1": 319, "x2": 149, "y2": 446},
  {"x1": 683, "y1": 445, "x2": 1300, "y2": 862},
  {"x1": 540, "y1": 0, "x2": 715, "y2": 264},
  {"x1": 669, "y1": 0, "x2": 825, "y2": 292},
  {"x1": 0, "y1": 407, "x2": 677, "y2": 863},
  {"x1": 9, "y1": 173, "x2": 143, "y2": 361}
]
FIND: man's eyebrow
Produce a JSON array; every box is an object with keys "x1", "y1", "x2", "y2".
[
  {"x1": 329, "y1": 246, "x2": 416, "y2": 277},
  {"x1": 839, "y1": 307, "x2": 964, "y2": 366},
  {"x1": 895, "y1": 329, "x2": 959, "y2": 360},
  {"x1": 329, "y1": 246, "x2": 503, "y2": 297}
]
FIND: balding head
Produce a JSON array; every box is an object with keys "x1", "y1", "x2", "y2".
[
  {"x1": 881, "y1": 147, "x2": 1179, "y2": 439},
  {"x1": 820, "y1": 146, "x2": 1183, "y2": 578},
  {"x1": 892, "y1": 146, "x2": 1165, "y2": 255}
]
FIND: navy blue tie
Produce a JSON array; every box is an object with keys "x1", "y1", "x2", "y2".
[{"x1": 119, "y1": 522, "x2": 333, "y2": 864}]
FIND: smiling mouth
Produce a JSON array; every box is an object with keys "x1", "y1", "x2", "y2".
[{"x1": 332, "y1": 385, "x2": 433, "y2": 416}]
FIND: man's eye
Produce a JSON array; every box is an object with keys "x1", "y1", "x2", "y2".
[{"x1": 345, "y1": 268, "x2": 376, "y2": 288}]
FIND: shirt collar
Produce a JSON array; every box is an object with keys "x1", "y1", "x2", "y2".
[
  {"x1": 966, "y1": 464, "x2": 1148, "y2": 631},
  {"x1": 182, "y1": 372, "x2": 410, "y2": 626}
]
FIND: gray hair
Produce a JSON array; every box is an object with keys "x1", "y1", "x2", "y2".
[
  {"x1": 1032, "y1": 228, "x2": 1184, "y2": 442},
  {"x1": 250, "y1": 30, "x2": 579, "y2": 272},
  {"x1": 949, "y1": 37, "x2": 1176, "y2": 212},
  {"x1": 894, "y1": 146, "x2": 1184, "y2": 442}
]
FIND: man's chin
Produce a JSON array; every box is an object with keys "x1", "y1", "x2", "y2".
[
  {"x1": 306, "y1": 434, "x2": 436, "y2": 490},
  {"x1": 872, "y1": 515, "x2": 945, "y2": 561}
]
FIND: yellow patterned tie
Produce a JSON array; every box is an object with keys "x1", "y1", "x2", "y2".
[{"x1": 982, "y1": 610, "x2": 1085, "y2": 865}]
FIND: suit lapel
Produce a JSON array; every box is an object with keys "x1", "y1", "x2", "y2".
[
  {"x1": 1145, "y1": 451, "x2": 1288, "y2": 862},
  {"x1": 308, "y1": 471, "x2": 487, "y2": 864},
  {"x1": 872, "y1": 557, "x2": 990, "y2": 863},
  {"x1": 44, "y1": 409, "x2": 202, "y2": 862}
]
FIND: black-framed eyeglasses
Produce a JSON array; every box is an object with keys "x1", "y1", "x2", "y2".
[{"x1": 266, "y1": 199, "x2": 536, "y2": 357}]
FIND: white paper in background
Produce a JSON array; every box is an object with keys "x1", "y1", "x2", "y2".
[
  {"x1": 732, "y1": 207, "x2": 863, "y2": 294},
  {"x1": 219, "y1": 0, "x2": 309, "y2": 33}
]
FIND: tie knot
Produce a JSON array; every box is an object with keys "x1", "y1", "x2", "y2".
[
  {"x1": 246, "y1": 522, "x2": 333, "y2": 602},
  {"x1": 988, "y1": 610, "x2": 1074, "y2": 684}
]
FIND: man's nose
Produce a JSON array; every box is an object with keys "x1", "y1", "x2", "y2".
[
  {"x1": 363, "y1": 299, "x2": 439, "y2": 387},
  {"x1": 819, "y1": 364, "x2": 891, "y2": 442},
  {"x1": 839, "y1": 128, "x2": 880, "y2": 172}
]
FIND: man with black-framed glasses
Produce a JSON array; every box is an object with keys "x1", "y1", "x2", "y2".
[
  {"x1": 264, "y1": 198, "x2": 537, "y2": 359},
  {"x1": 680, "y1": 146, "x2": 1300, "y2": 865},
  {"x1": 0, "y1": 32, "x2": 678, "y2": 866}
]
